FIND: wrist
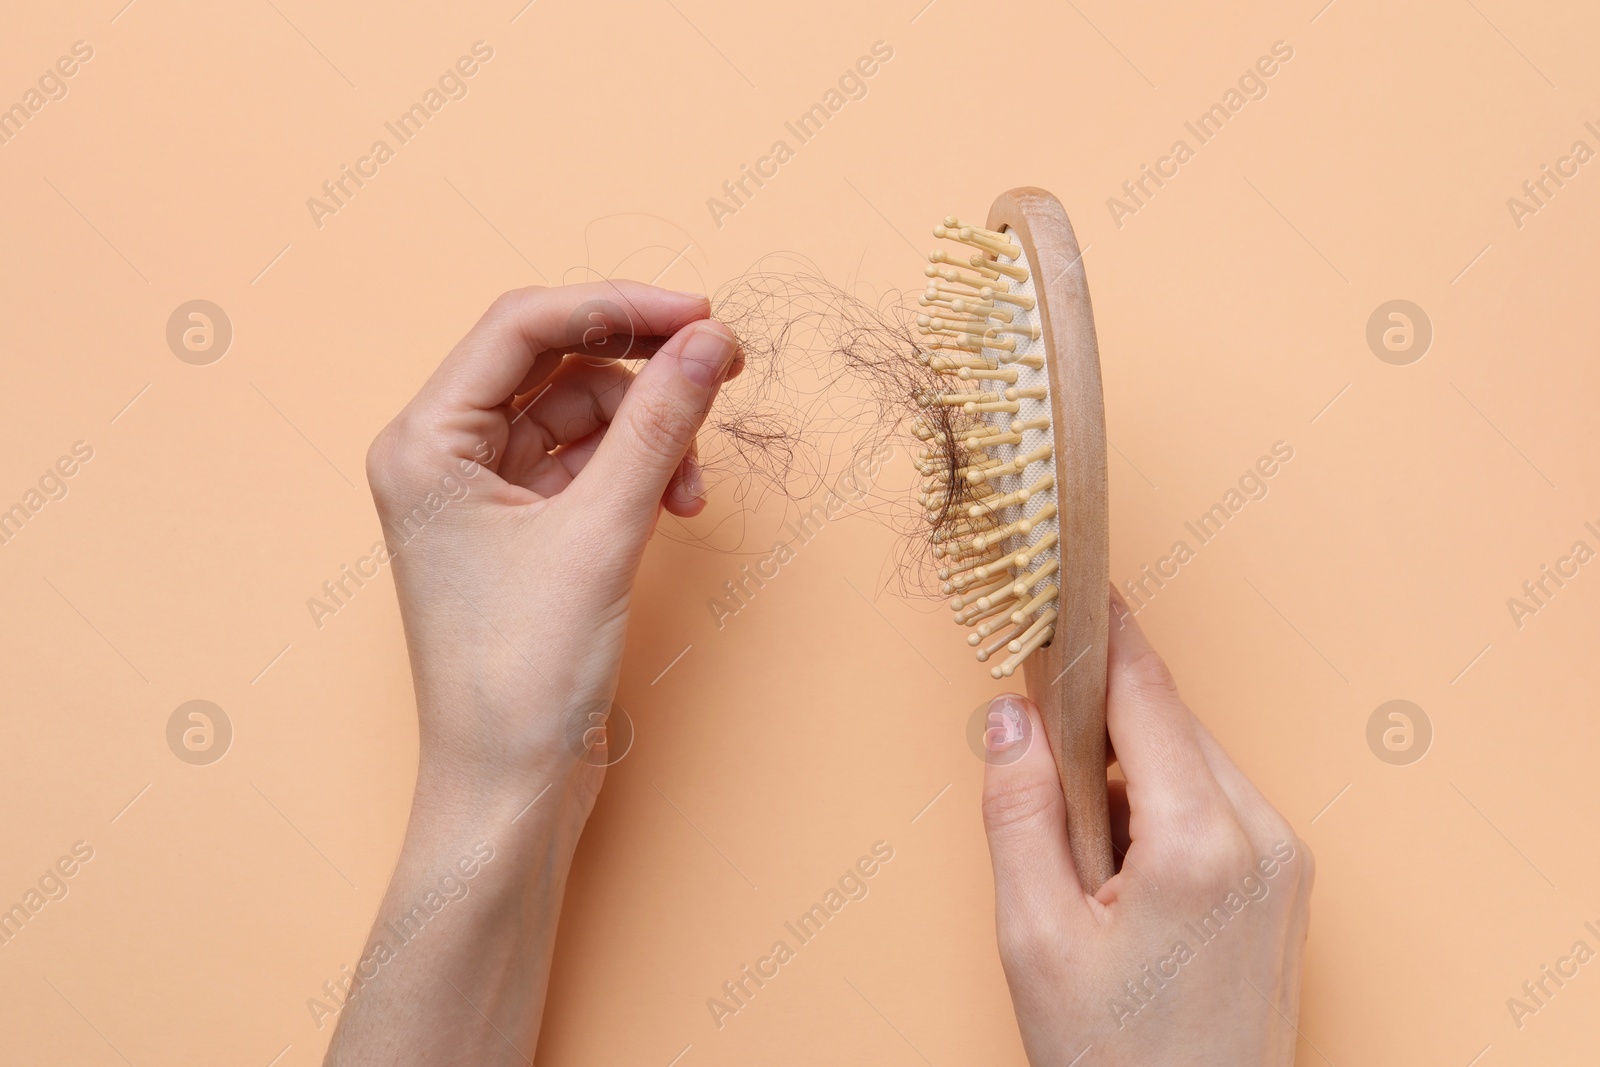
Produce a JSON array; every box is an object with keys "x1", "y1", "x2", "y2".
[
  {"x1": 400, "y1": 742, "x2": 599, "y2": 884},
  {"x1": 407, "y1": 665, "x2": 619, "y2": 788},
  {"x1": 378, "y1": 772, "x2": 590, "y2": 968}
]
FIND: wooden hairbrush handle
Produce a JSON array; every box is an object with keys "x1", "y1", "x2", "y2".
[{"x1": 987, "y1": 188, "x2": 1115, "y2": 893}]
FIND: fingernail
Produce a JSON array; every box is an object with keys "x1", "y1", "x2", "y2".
[
  {"x1": 985, "y1": 695, "x2": 1029, "y2": 755},
  {"x1": 679, "y1": 323, "x2": 735, "y2": 387},
  {"x1": 671, "y1": 457, "x2": 705, "y2": 505},
  {"x1": 673, "y1": 290, "x2": 708, "y2": 302}
]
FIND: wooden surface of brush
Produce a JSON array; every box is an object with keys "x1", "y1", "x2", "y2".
[{"x1": 917, "y1": 186, "x2": 1114, "y2": 892}]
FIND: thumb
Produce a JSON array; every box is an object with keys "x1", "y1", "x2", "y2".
[
  {"x1": 576, "y1": 319, "x2": 737, "y2": 529},
  {"x1": 981, "y1": 694, "x2": 1094, "y2": 949}
]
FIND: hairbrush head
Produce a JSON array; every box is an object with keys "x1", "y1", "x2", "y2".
[{"x1": 918, "y1": 187, "x2": 1114, "y2": 890}]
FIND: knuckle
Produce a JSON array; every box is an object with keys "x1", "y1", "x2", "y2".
[
  {"x1": 996, "y1": 914, "x2": 1070, "y2": 981},
  {"x1": 1257, "y1": 807, "x2": 1297, "y2": 852},
  {"x1": 1120, "y1": 647, "x2": 1180, "y2": 702},
  {"x1": 981, "y1": 777, "x2": 1063, "y2": 839},
  {"x1": 488, "y1": 285, "x2": 546, "y2": 317},
  {"x1": 1290, "y1": 836, "x2": 1316, "y2": 890},
  {"x1": 364, "y1": 423, "x2": 404, "y2": 500},
  {"x1": 1154, "y1": 812, "x2": 1255, "y2": 894},
  {"x1": 628, "y1": 391, "x2": 699, "y2": 459},
  {"x1": 1216, "y1": 828, "x2": 1258, "y2": 881},
  {"x1": 1237, "y1": 801, "x2": 1310, "y2": 890},
  {"x1": 364, "y1": 412, "x2": 435, "y2": 507}
]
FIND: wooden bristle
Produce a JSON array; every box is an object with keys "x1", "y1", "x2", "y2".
[{"x1": 917, "y1": 213, "x2": 1063, "y2": 679}]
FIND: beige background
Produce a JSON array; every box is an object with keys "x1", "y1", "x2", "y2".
[{"x1": 3, "y1": 0, "x2": 1598, "y2": 1063}]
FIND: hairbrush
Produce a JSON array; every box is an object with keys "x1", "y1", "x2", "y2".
[{"x1": 915, "y1": 187, "x2": 1114, "y2": 891}]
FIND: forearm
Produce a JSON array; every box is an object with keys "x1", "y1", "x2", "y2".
[
  {"x1": 323, "y1": 772, "x2": 586, "y2": 1066},
  {"x1": 330, "y1": 283, "x2": 729, "y2": 1064}
]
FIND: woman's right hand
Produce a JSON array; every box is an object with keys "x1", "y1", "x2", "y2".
[{"x1": 980, "y1": 593, "x2": 1314, "y2": 1065}]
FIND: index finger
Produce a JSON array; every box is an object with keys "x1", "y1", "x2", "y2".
[
  {"x1": 420, "y1": 281, "x2": 710, "y2": 416},
  {"x1": 1105, "y1": 591, "x2": 1232, "y2": 828}
]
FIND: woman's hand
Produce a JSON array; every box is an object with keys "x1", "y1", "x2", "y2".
[
  {"x1": 982, "y1": 594, "x2": 1314, "y2": 1065},
  {"x1": 324, "y1": 282, "x2": 738, "y2": 1065},
  {"x1": 371, "y1": 281, "x2": 737, "y2": 794}
]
